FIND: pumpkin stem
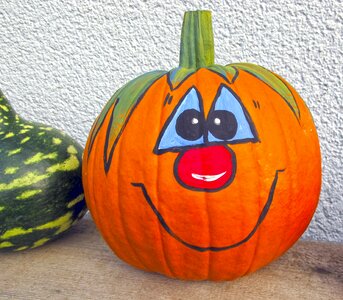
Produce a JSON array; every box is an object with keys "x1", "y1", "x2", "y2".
[{"x1": 179, "y1": 10, "x2": 215, "y2": 69}]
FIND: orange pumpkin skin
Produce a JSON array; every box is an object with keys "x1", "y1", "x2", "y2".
[{"x1": 82, "y1": 12, "x2": 321, "y2": 281}]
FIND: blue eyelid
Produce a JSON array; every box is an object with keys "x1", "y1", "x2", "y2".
[
  {"x1": 154, "y1": 87, "x2": 204, "y2": 153},
  {"x1": 207, "y1": 85, "x2": 258, "y2": 143}
]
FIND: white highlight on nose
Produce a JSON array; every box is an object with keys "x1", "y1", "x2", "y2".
[{"x1": 191, "y1": 171, "x2": 227, "y2": 182}]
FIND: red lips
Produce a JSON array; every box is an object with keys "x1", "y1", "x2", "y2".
[{"x1": 175, "y1": 145, "x2": 236, "y2": 191}]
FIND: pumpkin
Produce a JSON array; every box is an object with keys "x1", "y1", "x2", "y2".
[
  {"x1": 0, "y1": 90, "x2": 87, "y2": 251},
  {"x1": 83, "y1": 10, "x2": 321, "y2": 280}
]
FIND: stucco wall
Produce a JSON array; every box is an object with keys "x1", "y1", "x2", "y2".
[{"x1": 0, "y1": 0, "x2": 342, "y2": 242}]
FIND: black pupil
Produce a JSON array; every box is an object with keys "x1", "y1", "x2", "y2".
[
  {"x1": 207, "y1": 110, "x2": 237, "y2": 140},
  {"x1": 176, "y1": 109, "x2": 203, "y2": 141}
]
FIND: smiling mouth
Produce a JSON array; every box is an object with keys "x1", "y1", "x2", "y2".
[
  {"x1": 132, "y1": 169, "x2": 284, "y2": 252},
  {"x1": 191, "y1": 171, "x2": 227, "y2": 182}
]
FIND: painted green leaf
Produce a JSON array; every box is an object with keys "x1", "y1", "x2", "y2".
[
  {"x1": 87, "y1": 70, "x2": 167, "y2": 172},
  {"x1": 88, "y1": 71, "x2": 167, "y2": 161},
  {"x1": 229, "y1": 63, "x2": 300, "y2": 120},
  {"x1": 167, "y1": 65, "x2": 239, "y2": 90},
  {"x1": 207, "y1": 65, "x2": 239, "y2": 84},
  {"x1": 167, "y1": 67, "x2": 195, "y2": 90}
]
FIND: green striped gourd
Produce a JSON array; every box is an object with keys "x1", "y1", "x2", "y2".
[{"x1": 0, "y1": 90, "x2": 87, "y2": 251}]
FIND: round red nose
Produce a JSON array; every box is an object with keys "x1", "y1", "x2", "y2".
[{"x1": 175, "y1": 145, "x2": 236, "y2": 191}]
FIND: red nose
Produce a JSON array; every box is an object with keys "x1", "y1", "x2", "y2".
[{"x1": 174, "y1": 145, "x2": 236, "y2": 191}]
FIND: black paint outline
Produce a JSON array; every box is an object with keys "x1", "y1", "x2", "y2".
[
  {"x1": 207, "y1": 83, "x2": 259, "y2": 144},
  {"x1": 153, "y1": 86, "x2": 206, "y2": 155},
  {"x1": 173, "y1": 144, "x2": 237, "y2": 193},
  {"x1": 154, "y1": 83, "x2": 260, "y2": 155},
  {"x1": 163, "y1": 93, "x2": 170, "y2": 106},
  {"x1": 175, "y1": 109, "x2": 206, "y2": 141},
  {"x1": 87, "y1": 98, "x2": 119, "y2": 159},
  {"x1": 166, "y1": 66, "x2": 240, "y2": 92},
  {"x1": 154, "y1": 138, "x2": 261, "y2": 155},
  {"x1": 131, "y1": 169, "x2": 285, "y2": 252}
]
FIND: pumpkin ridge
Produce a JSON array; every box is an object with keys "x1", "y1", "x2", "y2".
[
  {"x1": 155, "y1": 83, "x2": 178, "y2": 278},
  {"x1": 89, "y1": 118, "x2": 146, "y2": 269},
  {"x1": 267, "y1": 86, "x2": 299, "y2": 263},
  {"x1": 116, "y1": 144, "x2": 150, "y2": 271},
  {"x1": 252, "y1": 82, "x2": 294, "y2": 272},
  {"x1": 242, "y1": 82, "x2": 265, "y2": 277},
  {"x1": 242, "y1": 144, "x2": 263, "y2": 276},
  {"x1": 204, "y1": 169, "x2": 212, "y2": 278}
]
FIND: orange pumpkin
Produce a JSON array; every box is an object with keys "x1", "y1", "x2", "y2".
[{"x1": 83, "y1": 11, "x2": 321, "y2": 280}]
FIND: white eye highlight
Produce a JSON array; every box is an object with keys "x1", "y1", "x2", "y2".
[
  {"x1": 191, "y1": 118, "x2": 199, "y2": 124},
  {"x1": 214, "y1": 118, "x2": 221, "y2": 125}
]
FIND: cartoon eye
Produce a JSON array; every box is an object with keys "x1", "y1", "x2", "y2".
[
  {"x1": 207, "y1": 110, "x2": 238, "y2": 140},
  {"x1": 207, "y1": 85, "x2": 258, "y2": 143},
  {"x1": 155, "y1": 87, "x2": 205, "y2": 153},
  {"x1": 176, "y1": 109, "x2": 204, "y2": 140}
]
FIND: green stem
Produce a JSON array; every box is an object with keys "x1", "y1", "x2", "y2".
[{"x1": 179, "y1": 10, "x2": 215, "y2": 69}]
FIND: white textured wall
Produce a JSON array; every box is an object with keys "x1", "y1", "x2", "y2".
[{"x1": 0, "y1": 0, "x2": 342, "y2": 242}]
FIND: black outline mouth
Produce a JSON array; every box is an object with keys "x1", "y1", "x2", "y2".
[{"x1": 131, "y1": 169, "x2": 284, "y2": 252}]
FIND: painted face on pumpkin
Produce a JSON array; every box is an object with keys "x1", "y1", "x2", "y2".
[
  {"x1": 154, "y1": 84, "x2": 258, "y2": 192},
  {"x1": 129, "y1": 74, "x2": 285, "y2": 252}
]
